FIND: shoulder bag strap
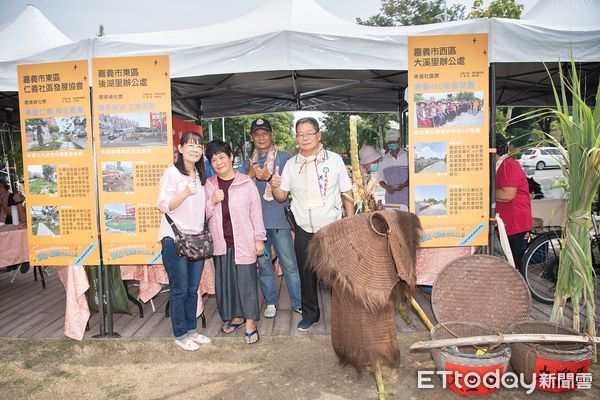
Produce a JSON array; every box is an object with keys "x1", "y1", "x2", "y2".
[{"x1": 164, "y1": 213, "x2": 182, "y2": 236}]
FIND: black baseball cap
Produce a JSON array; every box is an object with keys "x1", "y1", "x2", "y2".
[{"x1": 250, "y1": 118, "x2": 272, "y2": 133}]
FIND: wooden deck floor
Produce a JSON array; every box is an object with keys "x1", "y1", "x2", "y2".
[{"x1": 0, "y1": 267, "x2": 597, "y2": 339}]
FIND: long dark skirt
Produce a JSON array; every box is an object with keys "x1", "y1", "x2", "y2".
[{"x1": 214, "y1": 247, "x2": 260, "y2": 321}]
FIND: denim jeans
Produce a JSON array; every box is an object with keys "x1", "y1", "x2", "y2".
[
  {"x1": 257, "y1": 228, "x2": 302, "y2": 309},
  {"x1": 161, "y1": 237, "x2": 205, "y2": 340}
]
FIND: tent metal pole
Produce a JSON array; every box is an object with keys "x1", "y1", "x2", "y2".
[
  {"x1": 195, "y1": 97, "x2": 202, "y2": 122},
  {"x1": 4, "y1": 108, "x2": 18, "y2": 192},
  {"x1": 88, "y1": 87, "x2": 108, "y2": 338},
  {"x1": 222, "y1": 117, "x2": 225, "y2": 141},
  {"x1": 489, "y1": 63, "x2": 497, "y2": 255},
  {"x1": 397, "y1": 88, "x2": 406, "y2": 147},
  {"x1": 291, "y1": 71, "x2": 301, "y2": 110}
]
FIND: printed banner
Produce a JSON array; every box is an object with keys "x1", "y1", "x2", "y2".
[
  {"x1": 17, "y1": 60, "x2": 99, "y2": 266},
  {"x1": 408, "y1": 33, "x2": 489, "y2": 247},
  {"x1": 92, "y1": 55, "x2": 172, "y2": 264}
]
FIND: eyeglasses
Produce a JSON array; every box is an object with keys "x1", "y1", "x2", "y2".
[
  {"x1": 295, "y1": 131, "x2": 318, "y2": 139},
  {"x1": 185, "y1": 143, "x2": 204, "y2": 150}
]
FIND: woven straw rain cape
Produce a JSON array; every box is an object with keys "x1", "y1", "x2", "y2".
[{"x1": 307, "y1": 210, "x2": 421, "y2": 371}]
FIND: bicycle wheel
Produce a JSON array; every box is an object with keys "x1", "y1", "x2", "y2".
[{"x1": 520, "y1": 231, "x2": 563, "y2": 304}]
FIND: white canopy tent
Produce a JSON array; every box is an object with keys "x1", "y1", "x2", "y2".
[
  {"x1": 522, "y1": 0, "x2": 600, "y2": 27},
  {"x1": 0, "y1": 4, "x2": 73, "y2": 62},
  {"x1": 0, "y1": 0, "x2": 599, "y2": 119},
  {"x1": 0, "y1": 5, "x2": 90, "y2": 121},
  {"x1": 89, "y1": 0, "x2": 599, "y2": 117}
]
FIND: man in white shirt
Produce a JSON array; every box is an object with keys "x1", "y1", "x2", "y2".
[
  {"x1": 377, "y1": 129, "x2": 409, "y2": 210},
  {"x1": 269, "y1": 117, "x2": 354, "y2": 331}
]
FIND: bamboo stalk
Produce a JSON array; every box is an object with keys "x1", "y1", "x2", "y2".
[
  {"x1": 398, "y1": 303, "x2": 413, "y2": 326},
  {"x1": 410, "y1": 333, "x2": 600, "y2": 351},
  {"x1": 411, "y1": 297, "x2": 434, "y2": 330},
  {"x1": 373, "y1": 365, "x2": 387, "y2": 400}
]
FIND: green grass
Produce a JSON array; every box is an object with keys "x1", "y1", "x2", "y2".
[
  {"x1": 29, "y1": 179, "x2": 57, "y2": 194},
  {"x1": 28, "y1": 141, "x2": 62, "y2": 151},
  {"x1": 105, "y1": 384, "x2": 135, "y2": 399},
  {"x1": 106, "y1": 218, "x2": 136, "y2": 233}
]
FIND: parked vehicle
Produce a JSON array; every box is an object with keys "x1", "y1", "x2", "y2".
[
  {"x1": 519, "y1": 147, "x2": 566, "y2": 170},
  {"x1": 108, "y1": 129, "x2": 122, "y2": 140},
  {"x1": 520, "y1": 211, "x2": 600, "y2": 304}
]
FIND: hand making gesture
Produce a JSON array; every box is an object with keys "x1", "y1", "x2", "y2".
[{"x1": 268, "y1": 166, "x2": 281, "y2": 188}]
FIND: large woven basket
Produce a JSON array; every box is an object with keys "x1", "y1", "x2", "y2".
[
  {"x1": 430, "y1": 321, "x2": 511, "y2": 396},
  {"x1": 331, "y1": 289, "x2": 400, "y2": 372},
  {"x1": 508, "y1": 321, "x2": 592, "y2": 389},
  {"x1": 432, "y1": 255, "x2": 531, "y2": 332}
]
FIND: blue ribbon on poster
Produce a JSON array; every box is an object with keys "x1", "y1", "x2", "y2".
[
  {"x1": 149, "y1": 252, "x2": 162, "y2": 264},
  {"x1": 73, "y1": 243, "x2": 97, "y2": 266},
  {"x1": 458, "y1": 223, "x2": 487, "y2": 246}
]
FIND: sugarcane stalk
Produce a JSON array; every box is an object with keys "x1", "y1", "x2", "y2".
[
  {"x1": 349, "y1": 116, "x2": 369, "y2": 211},
  {"x1": 512, "y1": 60, "x2": 600, "y2": 358},
  {"x1": 373, "y1": 364, "x2": 387, "y2": 400}
]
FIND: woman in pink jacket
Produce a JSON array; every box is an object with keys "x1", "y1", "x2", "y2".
[
  {"x1": 205, "y1": 140, "x2": 266, "y2": 344},
  {"x1": 157, "y1": 131, "x2": 211, "y2": 351}
]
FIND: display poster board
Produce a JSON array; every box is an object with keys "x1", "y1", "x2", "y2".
[
  {"x1": 17, "y1": 60, "x2": 100, "y2": 266},
  {"x1": 408, "y1": 34, "x2": 489, "y2": 247},
  {"x1": 92, "y1": 55, "x2": 172, "y2": 264}
]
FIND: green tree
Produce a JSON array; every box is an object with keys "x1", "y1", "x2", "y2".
[
  {"x1": 502, "y1": 107, "x2": 539, "y2": 148},
  {"x1": 358, "y1": 0, "x2": 524, "y2": 27},
  {"x1": 320, "y1": 112, "x2": 397, "y2": 154},
  {"x1": 201, "y1": 113, "x2": 295, "y2": 160},
  {"x1": 42, "y1": 165, "x2": 54, "y2": 181},
  {"x1": 357, "y1": 0, "x2": 465, "y2": 26},
  {"x1": 25, "y1": 118, "x2": 48, "y2": 148},
  {"x1": 468, "y1": 0, "x2": 524, "y2": 19},
  {"x1": 97, "y1": 24, "x2": 105, "y2": 37}
]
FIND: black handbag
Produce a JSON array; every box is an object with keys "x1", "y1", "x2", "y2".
[
  {"x1": 284, "y1": 200, "x2": 296, "y2": 229},
  {"x1": 165, "y1": 214, "x2": 213, "y2": 260}
]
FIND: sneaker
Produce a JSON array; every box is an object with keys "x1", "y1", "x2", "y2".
[
  {"x1": 175, "y1": 339, "x2": 199, "y2": 351},
  {"x1": 293, "y1": 308, "x2": 302, "y2": 315},
  {"x1": 189, "y1": 334, "x2": 211, "y2": 345},
  {"x1": 264, "y1": 304, "x2": 277, "y2": 318},
  {"x1": 297, "y1": 319, "x2": 314, "y2": 332}
]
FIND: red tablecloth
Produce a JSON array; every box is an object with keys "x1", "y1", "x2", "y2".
[
  {"x1": 57, "y1": 266, "x2": 90, "y2": 341},
  {"x1": 415, "y1": 247, "x2": 474, "y2": 286},
  {"x1": 52, "y1": 260, "x2": 215, "y2": 341},
  {"x1": 0, "y1": 224, "x2": 29, "y2": 268},
  {"x1": 120, "y1": 259, "x2": 215, "y2": 316}
]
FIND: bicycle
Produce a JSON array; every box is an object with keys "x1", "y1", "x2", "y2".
[{"x1": 519, "y1": 207, "x2": 600, "y2": 304}]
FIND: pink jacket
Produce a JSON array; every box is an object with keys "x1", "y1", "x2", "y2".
[{"x1": 205, "y1": 172, "x2": 266, "y2": 264}]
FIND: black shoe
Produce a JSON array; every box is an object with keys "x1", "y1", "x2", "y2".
[
  {"x1": 297, "y1": 319, "x2": 314, "y2": 332},
  {"x1": 20, "y1": 263, "x2": 30, "y2": 273}
]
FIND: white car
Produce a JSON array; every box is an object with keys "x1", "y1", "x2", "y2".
[{"x1": 519, "y1": 147, "x2": 566, "y2": 170}]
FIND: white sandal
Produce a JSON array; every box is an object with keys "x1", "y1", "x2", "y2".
[
  {"x1": 175, "y1": 339, "x2": 199, "y2": 351},
  {"x1": 189, "y1": 334, "x2": 211, "y2": 345}
]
